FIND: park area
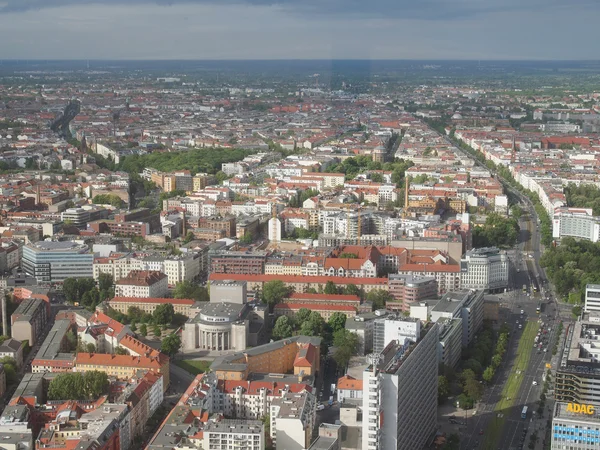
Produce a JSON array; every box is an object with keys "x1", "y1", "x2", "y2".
[{"x1": 175, "y1": 359, "x2": 212, "y2": 375}]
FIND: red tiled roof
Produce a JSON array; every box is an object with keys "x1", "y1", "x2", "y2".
[
  {"x1": 209, "y1": 273, "x2": 388, "y2": 285},
  {"x1": 337, "y1": 375, "x2": 363, "y2": 391},
  {"x1": 274, "y1": 303, "x2": 357, "y2": 312},
  {"x1": 110, "y1": 297, "x2": 195, "y2": 305},
  {"x1": 287, "y1": 293, "x2": 360, "y2": 302}
]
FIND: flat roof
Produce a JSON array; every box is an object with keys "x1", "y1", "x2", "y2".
[{"x1": 554, "y1": 401, "x2": 600, "y2": 424}]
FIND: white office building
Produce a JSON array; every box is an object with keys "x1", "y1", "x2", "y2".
[
  {"x1": 551, "y1": 401, "x2": 600, "y2": 450},
  {"x1": 22, "y1": 241, "x2": 93, "y2": 283},
  {"x1": 553, "y1": 208, "x2": 600, "y2": 243},
  {"x1": 460, "y1": 247, "x2": 509, "y2": 293},
  {"x1": 585, "y1": 285, "x2": 600, "y2": 313},
  {"x1": 362, "y1": 323, "x2": 439, "y2": 450}
]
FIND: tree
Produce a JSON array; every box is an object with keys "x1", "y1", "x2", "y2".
[
  {"x1": 328, "y1": 312, "x2": 347, "y2": 333},
  {"x1": 139, "y1": 324, "x2": 147, "y2": 337},
  {"x1": 482, "y1": 366, "x2": 495, "y2": 383},
  {"x1": 0, "y1": 357, "x2": 17, "y2": 385},
  {"x1": 98, "y1": 273, "x2": 114, "y2": 292},
  {"x1": 438, "y1": 375, "x2": 450, "y2": 403},
  {"x1": 367, "y1": 289, "x2": 394, "y2": 310},
  {"x1": 153, "y1": 303, "x2": 175, "y2": 325},
  {"x1": 63, "y1": 278, "x2": 79, "y2": 303},
  {"x1": 161, "y1": 334, "x2": 182, "y2": 357},
  {"x1": 65, "y1": 330, "x2": 77, "y2": 352},
  {"x1": 115, "y1": 347, "x2": 129, "y2": 355},
  {"x1": 464, "y1": 376, "x2": 483, "y2": 401},
  {"x1": 295, "y1": 308, "x2": 312, "y2": 325},
  {"x1": 174, "y1": 281, "x2": 209, "y2": 302},
  {"x1": 183, "y1": 231, "x2": 195, "y2": 244},
  {"x1": 86, "y1": 343, "x2": 96, "y2": 353},
  {"x1": 324, "y1": 281, "x2": 338, "y2": 295},
  {"x1": 331, "y1": 329, "x2": 359, "y2": 369},
  {"x1": 239, "y1": 233, "x2": 253, "y2": 244},
  {"x1": 344, "y1": 284, "x2": 360, "y2": 297},
  {"x1": 83, "y1": 371, "x2": 109, "y2": 399},
  {"x1": 128, "y1": 306, "x2": 144, "y2": 322},
  {"x1": 262, "y1": 280, "x2": 291, "y2": 311},
  {"x1": 153, "y1": 325, "x2": 162, "y2": 337},
  {"x1": 272, "y1": 316, "x2": 294, "y2": 340},
  {"x1": 300, "y1": 311, "x2": 326, "y2": 336}
]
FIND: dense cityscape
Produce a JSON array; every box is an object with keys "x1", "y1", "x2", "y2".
[{"x1": 0, "y1": 59, "x2": 597, "y2": 450}]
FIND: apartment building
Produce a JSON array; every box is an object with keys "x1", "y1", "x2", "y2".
[
  {"x1": 437, "y1": 317, "x2": 463, "y2": 369},
  {"x1": 11, "y1": 297, "x2": 48, "y2": 346},
  {"x1": 203, "y1": 419, "x2": 264, "y2": 450},
  {"x1": 387, "y1": 273, "x2": 438, "y2": 312},
  {"x1": 108, "y1": 297, "x2": 197, "y2": 318},
  {"x1": 209, "y1": 273, "x2": 390, "y2": 294},
  {"x1": 362, "y1": 323, "x2": 439, "y2": 450},
  {"x1": 271, "y1": 391, "x2": 317, "y2": 450},
  {"x1": 74, "y1": 353, "x2": 170, "y2": 390},
  {"x1": 22, "y1": 241, "x2": 93, "y2": 283},
  {"x1": 209, "y1": 250, "x2": 267, "y2": 275},
  {"x1": 431, "y1": 290, "x2": 484, "y2": 347},
  {"x1": 274, "y1": 303, "x2": 357, "y2": 321},
  {"x1": 398, "y1": 263, "x2": 461, "y2": 294},
  {"x1": 60, "y1": 208, "x2": 90, "y2": 229},
  {"x1": 114, "y1": 270, "x2": 168, "y2": 298},
  {"x1": 460, "y1": 247, "x2": 509, "y2": 293}
]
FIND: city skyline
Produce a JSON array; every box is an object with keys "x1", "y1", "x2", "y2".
[{"x1": 0, "y1": 0, "x2": 598, "y2": 60}]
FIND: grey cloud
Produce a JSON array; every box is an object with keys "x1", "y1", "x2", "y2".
[{"x1": 0, "y1": 0, "x2": 597, "y2": 19}]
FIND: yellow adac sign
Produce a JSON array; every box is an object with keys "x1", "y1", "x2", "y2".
[{"x1": 567, "y1": 403, "x2": 595, "y2": 415}]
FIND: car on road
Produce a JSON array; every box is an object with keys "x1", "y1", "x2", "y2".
[
  {"x1": 532, "y1": 381, "x2": 538, "y2": 386},
  {"x1": 519, "y1": 324, "x2": 522, "y2": 329},
  {"x1": 317, "y1": 404, "x2": 325, "y2": 411}
]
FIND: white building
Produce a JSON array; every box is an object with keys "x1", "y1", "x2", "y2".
[
  {"x1": 268, "y1": 217, "x2": 282, "y2": 243},
  {"x1": 551, "y1": 401, "x2": 600, "y2": 450},
  {"x1": 61, "y1": 208, "x2": 90, "y2": 228},
  {"x1": 585, "y1": 285, "x2": 600, "y2": 313},
  {"x1": 460, "y1": 247, "x2": 509, "y2": 293},
  {"x1": 114, "y1": 270, "x2": 168, "y2": 298},
  {"x1": 553, "y1": 208, "x2": 600, "y2": 243},
  {"x1": 202, "y1": 419, "x2": 264, "y2": 450},
  {"x1": 362, "y1": 323, "x2": 439, "y2": 450},
  {"x1": 271, "y1": 391, "x2": 317, "y2": 450}
]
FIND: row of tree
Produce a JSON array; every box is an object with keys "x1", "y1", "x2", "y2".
[
  {"x1": 92, "y1": 193, "x2": 124, "y2": 208},
  {"x1": 48, "y1": 371, "x2": 110, "y2": 401},
  {"x1": 439, "y1": 323, "x2": 509, "y2": 408},
  {"x1": 565, "y1": 183, "x2": 600, "y2": 216},
  {"x1": 329, "y1": 155, "x2": 414, "y2": 188}
]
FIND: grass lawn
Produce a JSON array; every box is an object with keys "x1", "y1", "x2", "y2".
[
  {"x1": 482, "y1": 321, "x2": 538, "y2": 449},
  {"x1": 174, "y1": 359, "x2": 212, "y2": 375}
]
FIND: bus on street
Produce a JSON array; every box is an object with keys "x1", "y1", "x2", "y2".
[
  {"x1": 523, "y1": 284, "x2": 527, "y2": 293},
  {"x1": 521, "y1": 406, "x2": 528, "y2": 419}
]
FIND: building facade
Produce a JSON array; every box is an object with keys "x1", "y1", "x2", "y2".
[
  {"x1": 114, "y1": 270, "x2": 168, "y2": 298},
  {"x1": 22, "y1": 241, "x2": 93, "y2": 283},
  {"x1": 460, "y1": 247, "x2": 509, "y2": 293},
  {"x1": 551, "y1": 401, "x2": 600, "y2": 450},
  {"x1": 362, "y1": 323, "x2": 439, "y2": 450}
]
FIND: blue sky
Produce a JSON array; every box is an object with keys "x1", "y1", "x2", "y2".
[{"x1": 0, "y1": 0, "x2": 597, "y2": 59}]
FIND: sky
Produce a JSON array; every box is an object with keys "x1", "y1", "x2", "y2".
[{"x1": 0, "y1": 0, "x2": 598, "y2": 60}]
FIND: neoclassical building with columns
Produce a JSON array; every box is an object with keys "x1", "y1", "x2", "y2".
[{"x1": 182, "y1": 280, "x2": 267, "y2": 352}]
